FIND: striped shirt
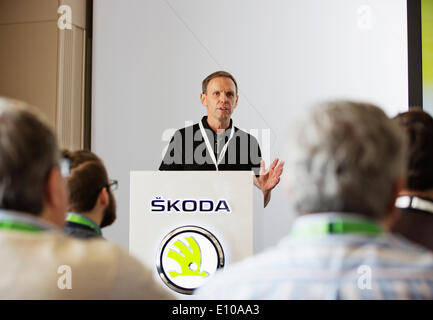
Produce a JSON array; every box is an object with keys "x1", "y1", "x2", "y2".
[{"x1": 195, "y1": 213, "x2": 433, "y2": 300}]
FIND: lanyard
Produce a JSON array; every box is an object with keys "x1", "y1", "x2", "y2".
[
  {"x1": 0, "y1": 220, "x2": 44, "y2": 232},
  {"x1": 66, "y1": 212, "x2": 101, "y2": 236},
  {"x1": 199, "y1": 121, "x2": 235, "y2": 171},
  {"x1": 291, "y1": 217, "x2": 383, "y2": 238}
]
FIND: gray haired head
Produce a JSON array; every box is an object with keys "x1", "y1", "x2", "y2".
[
  {"x1": 284, "y1": 101, "x2": 407, "y2": 220},
  {"x1": 0, "y1": 97, "x2": 60, "y2": 215}
]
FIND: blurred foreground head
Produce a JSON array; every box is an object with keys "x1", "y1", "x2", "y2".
[
  {"x1": 0, "y1": 97, "x2": 67, "y2": 227},
  {"x1": 284, "y1": 101, "x2": 407, "y2": 220}
]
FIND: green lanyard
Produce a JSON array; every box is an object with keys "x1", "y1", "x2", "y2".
[
  {"x1": 0, "y1": 220, "x2": 44, "y2": 232},
  {"x1": 291, "y1": 217, "x2": 383, "y2": 238},
  {"x1": 66, "y1": 212, "x2": 101, "y2": 236}
]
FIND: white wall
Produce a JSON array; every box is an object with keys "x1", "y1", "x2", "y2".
[{"x1": 92, "y1": 0, "x2": 409, "y2": 250}]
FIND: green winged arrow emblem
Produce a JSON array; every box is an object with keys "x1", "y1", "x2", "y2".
[{"x1": 167, "y1": 236, "x2": 209, "y2": 278}]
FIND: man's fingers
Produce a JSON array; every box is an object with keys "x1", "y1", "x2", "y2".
[
  {"x1": 275, "y1": 161, "x2": 285, "y2": 175},
  {"x1": 260, "y1": 158, "x2": 284, "y2": 178},
  {"x1": 269, "y1": 158, "x2": 279, "y2": 171}
]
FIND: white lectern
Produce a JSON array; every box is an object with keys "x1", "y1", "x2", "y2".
[{"x1": 129, "y1": 171, "x2": 254, "y2": 295}]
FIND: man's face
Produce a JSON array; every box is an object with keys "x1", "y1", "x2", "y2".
[{"x1": 200, "y1": 76, "x2": 238, "y2": 123}]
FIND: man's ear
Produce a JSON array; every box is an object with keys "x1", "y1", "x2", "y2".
[
  {"x1": 44, "y1": 167, "x2": 67, "y2": 227},
  {"x1": 97, "y1": 187, "x2": 109, "y2": 207},
  {"x1": 200, "y1": 93, "x2": 207, "y2": 107},
  {"x1": 397, "y1": 178, "x2": 408, "y2": 196}
]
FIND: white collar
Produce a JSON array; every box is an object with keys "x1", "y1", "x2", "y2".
[{"x1": 395, "y1": 196, "x2": 433, "y2": 215}]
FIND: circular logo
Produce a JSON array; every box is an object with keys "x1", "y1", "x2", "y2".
[{"x1": 156, "y1": 226, "x2": 225, "y2": 295}]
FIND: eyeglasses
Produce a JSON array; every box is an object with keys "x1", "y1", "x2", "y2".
[
  {"x1": 92, "y1": 179, "x2": 118, "y2": 201},
  {"x1": 106, "y1": 179, "x2": 118, "y2": 191}
]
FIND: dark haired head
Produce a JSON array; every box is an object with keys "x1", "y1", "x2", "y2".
[
  {"x1": 63, "y1": 150, "x2": 116, "y2": 227},
  {"x1": 394, "y1": 108, "x2": 433, "y2": 190}
]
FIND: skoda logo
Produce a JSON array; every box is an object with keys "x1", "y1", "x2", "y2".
[{"x1": 156, "y1": 226, "x2": 225, "y2": 295}]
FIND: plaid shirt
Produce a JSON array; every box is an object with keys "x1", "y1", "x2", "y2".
[{"x1": 195, "y1": 213, "x2": 433, "y2": 300}]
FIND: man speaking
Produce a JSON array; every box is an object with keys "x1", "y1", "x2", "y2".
[{"x1": 159, "y1": 71, "x2": 283, "y2": 207}]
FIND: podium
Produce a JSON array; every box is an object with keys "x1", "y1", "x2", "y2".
[{"x1": 129, "y1": 171, "x2": 254, "y2": 295}]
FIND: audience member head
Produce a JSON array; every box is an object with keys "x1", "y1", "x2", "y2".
[
  {"x1": 393, "y1": 107, "x2": 433, "y2": 192},
  {"x1": 0, "y1": 97, "x2": 67, "y2": 227},
  {"x1": 62, "y1": 150, "x2": 117, "y2": 228},
  {"x1": 390, "y1": 108, "x2": 433, "y2": 250},
  {"x1": 284, "y1": 101, "x2": 407, "y2": 223}
]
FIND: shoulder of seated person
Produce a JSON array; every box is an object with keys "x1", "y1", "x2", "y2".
[{"x1": 40, "y1": 232, "x2": 137, "y2": 266}]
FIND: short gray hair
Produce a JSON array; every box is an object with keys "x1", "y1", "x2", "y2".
[
  {"x1": 285, "y1": 101, "x2": 407, "y2": 219},
  {"x1": 0, "y1": 97, "x2": 60, "y2": 215}
]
